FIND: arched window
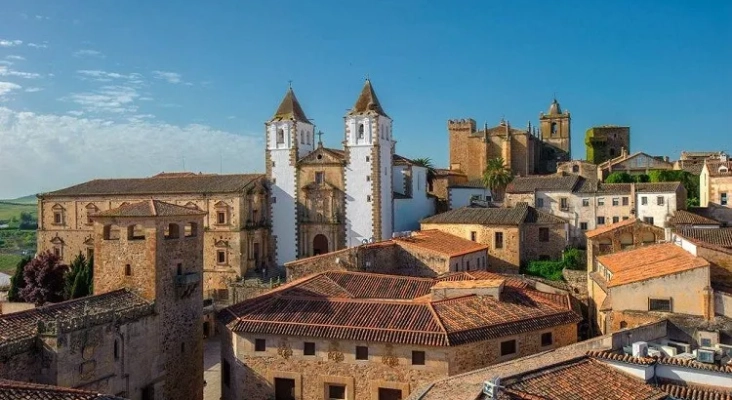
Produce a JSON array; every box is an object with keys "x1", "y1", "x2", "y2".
[
  {"x1": 127, "y1": 224, "x2": 145, "y2": 240},
  {"x1": 641, "y1": 231, "x2": 655, "y2": 244},
  {"x1": 165, "y1": 223, "x2": 180, "y2": 239},
  {"x1": 550, "y1": 122, "x2": 557, "y2": 136},
  {"x1": 185, "y1": 222, "x2": 198, "y2": 237},
  {"x1": 300, "y1": 130, "x2": 304, "y2": 144},
  {"x1": 103, "y1": 224, "x2": 120, "y2": 240},
  {"x1": 358, "y1": 124, "x2": 365, "y2": 139},
  {"x1": 276, "y1": 128, "x2": 285, "y2": 144},
  {"x1": 572, "y1": 165, "x2": 580, "y2": 173},
  {"x1": 620, "y1": 232, "x2": 633, "y2": 249}
]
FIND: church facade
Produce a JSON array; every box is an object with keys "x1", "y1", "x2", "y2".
[{"x1": 266, "y1": 80, "x2": 434, "y2": 266}]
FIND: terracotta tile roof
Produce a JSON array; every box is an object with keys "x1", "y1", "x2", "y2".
[
  {"x1": 657, "y1": 355, "x2": 732, "y2": 374},
  {"x1": 635, "y1": 182, "x2": 684, "y2": 192},
  {"x1": 437, "y1": 271, "x2": 530, "y2": 289},
  {"x1": 220, "y1": 271, "x2": 580, "y2": 347},
  {"x1": 657, "y1": 383, "x2": 732, "y2": 400},
  {"x1": 596, "y1": 243, "x2": 709, "y2": 287},
  {"x1": 393, "y1": 230, "x2": 488, "y2": 257},
  {"x1": 93, "y1": 200, "x2": 207, "y2": 218},
  {"x1": 669, "y1": 210, "x2": 721, "y2": 226},
  {"x1": 435, "y1": 169, "x2": 467, "y2": 177},
  {"x1": 393, "y1": 154, "x2": 416, "y2": 166},
  {"x1": 0, "y1": 289, "x2": 153, "y2": 348},
  {"x1": 271, "y1": 87, "x2": 310, "y2": 123},
  {"x1": 493, "y1": 357, "x2": 666, "y2": 400},
  {"x1": 586, "y1": 350, "x2": 656, "y2": 365},
  {"x1": 41, "y1": 173, "x2": 265, "y2": 197},
  {"x1": 505, "y1": 175, "x2": 581, "y2": 194},
  {"x1": 523, "y1": 206, "x2": 568, "y2": 224},
  {"x1": 676, "y1": 227, "x2": 732, "y2": 248},
  {"x1": 585, "y1": 217, "x2": 640, "y2": 238},
  {"x1": 347, "y1": 79, "x2": 389, "y2": 118},
  {"x1": 0, "y1": 379, "x2": 127, "y2": 399},
  {"x1": 704, "y1": 160, "x2": 732, "y2": 177},
  {"x1": 688, "y1": 204, "x2": 732, "y2": 226}
]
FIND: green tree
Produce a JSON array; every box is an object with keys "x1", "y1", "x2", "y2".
[
  {"x1": 64, "y1": 253, "x2": 94, "y2": 300},
  {"x1": 411, "y1": 157, "x2": 437, "y2": 187},
  {"x1": 632, "y1": 174, "x2": 650, "y2": 183},
  {"x1": 482, "y1": 157, "x2": 513, "y2": 201},
  {"x1": 7, "y1": 255, "x2": 32, "y2": 302},
  {"x1": 605, "y1": 172, "x2": 634, "y2": 183}
]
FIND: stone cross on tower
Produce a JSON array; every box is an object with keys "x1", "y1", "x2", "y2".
[{"x1": 317, "y1": 130, "x2": 324, "y2": 145}]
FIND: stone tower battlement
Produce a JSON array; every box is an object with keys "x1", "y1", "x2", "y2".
[{"x1": 447, "y1": 118, "x2": 477, "y2": 133}]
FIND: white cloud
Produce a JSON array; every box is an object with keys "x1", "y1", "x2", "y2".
[
  {"x1": 67, "y1": 111, "x2": 84, "y2": 116},
  {"x1": 6, "y1": 55, "x2": 25, "y2": 61},
  {"x1": 25, "y1": 87, "x2": 42, "y2": 93},
  {"x1": 77, "y1": 70, "x2": 143, "y2": 84},
  {"x1": 0, "y1": 40, "x2": 23, "y2": 47},
  {"x1": 27, "y1": 42, "x2": 48, "y2": 49},
  {"x1": 66, "y1": 85, "x2": 140, "y2": 114},
  {"x1": 0, "y1": 82, "x2": 22, "y2": 97},
  {"x1": 0, "y1": 66, "x2": 41, "y2": 79},
  {"x1": 74, "y1": 49, "x2": 104, "y2": 58},
  {"x1": 35, "y1": 15, "x2": 50, "y2": 20},
  {"x1": 0, "y1": 61, "x2": 12, "y2": 66},
  {"x1": 0, "y1": 107, "x2": 264, "y2": 198},
  {"x1": 152, "y1": 70, "x2": 185, "y2": 84}
]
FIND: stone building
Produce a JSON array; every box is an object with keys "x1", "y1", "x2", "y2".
[
  {"x1": 36, "y1": 173, "x2": 270, "y2": 299},
  {"x1": 0, "y1": 200, "x2": 206, "y2": 400},
  {"x1": 700, "y1": 157, "x2": 732, "y2": 207},
  {"x1": 266, "y1": 80, "x2": 435, "y2": 266},
  {"x1": 585, "y1": 126, "x2": 631, "y2": 164},
  {"x1": 447, "y1": 99, "x2": 571, "y2": 181},
  {"x1": 597, "y1": 150, "x2": 674, "y2": 180},
  {"x1": 217, "y1": 270, "x2": 581, "y2": 400},
  {"x1": 556, "y1": 159, "x2": 599, "y2": 181},
  {"x1": 505, "y1": 175, "x2": 686, "y2": 245},
  {"x1": 674, "y1": 151, "x2": 728, "y2": 175},
  {"x1": 285, "y1": 229, "x2": 489, "y2": 280},
  {"x1": 588, "y1": 243, "x2": 712, "y2": 335},
  {"x1": 420, "y1": 203, "x2": 569, "y2": 273}
]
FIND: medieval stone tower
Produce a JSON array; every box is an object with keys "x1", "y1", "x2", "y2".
[
  {"x1": 93, "y1": 200, "x2": 206, "y2": 400},
  {"x1": 539, "y1": 98, "x2": 572, "y2": 159},
  {"x1": 344, "y1": 79, "x2": 394, "y2": 246},
  {"x1": 265, "y1": 87, "x2": 315, "y2": 265}
]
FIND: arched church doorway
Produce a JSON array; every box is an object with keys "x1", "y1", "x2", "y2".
[{"x1": 313, "y1": 234, "x2": 329, "y2": 256}]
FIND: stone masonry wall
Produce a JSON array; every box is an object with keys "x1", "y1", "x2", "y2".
[{"x1": 520, "y1": 223, "x2": 566, "y2": 262}]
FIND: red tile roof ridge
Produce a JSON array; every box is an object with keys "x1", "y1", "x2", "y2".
[
  {"x1": 657, "y1": 355, "x2": 732, "y2": 374},
  {"x1": 657, "y1": 382, "x2": 732, "y2": 400},
  {"x1": 425, "y1": 302, "x2": 450, "y2": 345},
  {"x1": 276, "y1": 294, "x2": 421, "y2": 304},
  {"x1": 585, "y1": 217, "x2": 639, "y2": 238},
  {"x1": 323, "y1": 269, "x2": 435, "y2": 282},
  {"x1": 587, "y1": 349, "x2": 657, "y2": 365},
  {"x1": 284, "y1": 247, "x2": 356, "y2": 266},
  {"x1": 230, "y1": 318, "x2": 444, "y2": 335},
  {"x1": 0, "y1": 379, "x2": 125, "y2": 398}
]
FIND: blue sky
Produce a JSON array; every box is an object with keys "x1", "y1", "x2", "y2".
[{"x1": 0, "y1": 0, "x2": 730, "y2": 198}]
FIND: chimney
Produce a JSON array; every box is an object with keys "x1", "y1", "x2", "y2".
[{"x1": 431, "y1": 279, "x2": 505, "y2": 301}]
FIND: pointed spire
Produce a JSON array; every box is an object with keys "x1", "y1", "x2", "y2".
[
  {"x1": 348, "y1": 79, "x2": 389, "y2": 118},
  {"x1": 271, "y1": 85, "x2": 310, "y2": 123},
  {"x1": 548, "y1": 98, "x2": 562, "y2": 115}
]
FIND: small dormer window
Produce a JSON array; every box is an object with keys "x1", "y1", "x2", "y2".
[
  {"x1": 719, "y1": 166, "x2": 728, "y2": 174},
  {"x1": 276, "y1": 128, "x2": 285, "y2": 144},
  {"x1": 358, "y1": 124, "x2": 365, "y2": 139}
]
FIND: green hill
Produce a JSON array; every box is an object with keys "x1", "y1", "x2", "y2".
[{"x1": 0, "y1": 195, "x2": 37, "y2": 204}]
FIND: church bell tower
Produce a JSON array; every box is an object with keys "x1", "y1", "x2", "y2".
[{"x1": 539, "y1": 98, "x2": 571, "y2": 159}]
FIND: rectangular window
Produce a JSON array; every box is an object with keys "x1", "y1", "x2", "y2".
[
  {"x1": 217, "y1": 211, "x2": 226, "y2": 224},
  {"x1": 494, "y1": 232, "x2": 503, "y2": 249},
  {"x1": 597, "y1": 216, "x2": 605, "y2": 225},
  {"x1": 53, "y1": 212, "x2": 63, "y2": 224},
  {"x1": 612, "y1": 198, "x2": 619, "y2": 206},
  {"x1": 304, "y1": 342, "x2": 315, "y2": 356},
  {"x1": 597, "y1": 198, "x2": 605, "y2": 206},
  {"x1": 125, "y1": 264, "x2": 131, "y2": 276},
  {"x1": 539, "y1": 227, "x2": 549, "y2": 242},
  {"x1": 612, "y1": 216, "x2": 619, "y2": 224},
  {"x1": 367, "y1": 195, "x2": 372, "y2": 202},
  {"x1": 466, "y1": 260, "x2": 471, "y2": 270},
  {"x1": 271, "y1": 161, "x2": 275, "y2": 167},
  {"x1": 355, "y1": 346, "x2": 369, "y2": 360},
  {"x1": 315, "y1": 171, "x2": 324, "y2": 184},
  {"x1": 254, "y1": 338, "x2": 266, "y2": 352},
  {"x1": 622, "y1": 216, "x2": 630, "y2": 220},
  {"x1": 559, "y1": 197, "x2": 568, "y2": 210},
  {"x1": 536, "y1": 198, "x2": 544, "y2": 208},
  {"x1": 582, "y1": 198, "x2": 589, "y2": 207},
  {"x1": 641, "y1": 196, "x2": 648, "y2": 205},
  {"x1": 657, "y1": 196, "x2": 664, "y2": 206},
  {"x1": 649, "y1": 298, "x2": 672, "y2": 312},
  {"x1": 412, "y1": 350, "x2": 426, "y2": 365},
  {"x1": 328, "y1": 385, "x2": 346, "y2": 400},
  {"x1": 366, "y1": 156, "x2": 370, "y2": 162},
  {"x1": 217, "y1": 250, "x2": 226, "y2": 265},
  {"x1": 86, "y1": 248, "x2": 94, "y2": 260},
  {"x1": 500, "y1": 339, "x2": 517, "y2": 356},
  {"x1": 580, "y1": 222, "x2": 588, "y2": 230},
  {"x1": 701, "y1": 338, "x2": 712, "y2": 347},
  {"x1": 541, "y1": 332, "x2": 553, "y2": 347},
  {"x1": 470, "y1": 231, "x2": 477, "y2": 241},
  {"x1": 622, "y1": 197, "x2": 629, "y2": 206},
  {"x1": 644, "y1": 216, "x2": 655, "y2": 225},
  {"x1": 722, "y1": 193, "x2": 728, "y2": 206},
  {"x1": 366, "y1": 175, "x2": 371, "y2": 181}
]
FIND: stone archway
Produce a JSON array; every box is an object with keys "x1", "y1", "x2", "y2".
[{"x1": 313, "y1": 234, "x2": 329, "y2": 256}]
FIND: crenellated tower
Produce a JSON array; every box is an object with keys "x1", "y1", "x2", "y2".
[
  {"x1": 265, "y1": 86, "x2": 314, "y2": 265},
  {"x1": 343, "y1": 79, "x2": 393, "y2": 246}
]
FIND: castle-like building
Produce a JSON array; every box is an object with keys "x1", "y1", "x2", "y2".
[
  {"x1": 266, "y1": 80, "x2": 434, "y2": 266},
  {"x1": 447, "y1": 98, "x2": 572, "y2": 180}
]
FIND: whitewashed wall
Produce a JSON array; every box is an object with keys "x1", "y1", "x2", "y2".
[
  {"x1": 393, "y1": 165, "x2": 435, "y2": 232},
  {"x1": 378, "y1": 115, "x2": 393, "y2": 241},
  {"x1": 636, "y1": 191, "x2": 677, "y2": 228},
  {"x1": 449, "y1": 187, "x2": 491, "y2": 210},
  {"x1": 345, "y1": 116, "x2": 375, "y2": 247},
  {"x1": 267, "y1": 122, "x2": 301, "y2": 265}
]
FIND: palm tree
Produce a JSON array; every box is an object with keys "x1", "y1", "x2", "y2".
[
  {"x1": 482, "y1": 157, "x2": 513, "y2": 201},
  {"x1": 411, "y1": 157, "x2": 437, "y2": 188}
]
